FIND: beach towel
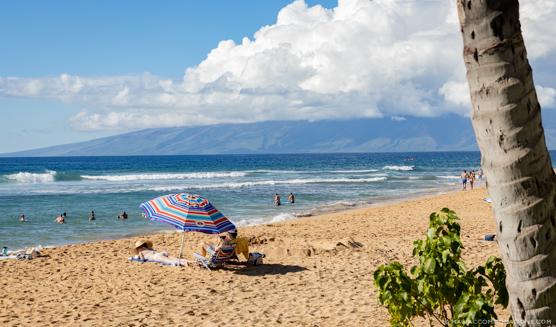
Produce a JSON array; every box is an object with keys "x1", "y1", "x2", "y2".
[
  {"x1": 0, "y1": 255, "x2": 19, "y2": 260},
  {"x1": 234, "y1": 237, "x2": 250, "y2": 260},
  {"x1": 128, "y1": 256, "x2": 184, "y2": 266},
  {"x1": 1, "y1": 248, "x2": 43, "y2": 260}
]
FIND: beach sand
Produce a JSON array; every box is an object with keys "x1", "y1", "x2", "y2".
[{"x1": 0, "y1": 188, "x2": 504, "y2": 326}]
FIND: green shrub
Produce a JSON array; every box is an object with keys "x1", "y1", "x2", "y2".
[{"x1": 373, "y1": 208, "x2": 508, "y2": 326}]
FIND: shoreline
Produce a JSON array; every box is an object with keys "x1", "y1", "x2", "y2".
[
  {"x1": 8, "y1": 183, "x2": 462, "y2": 253},
  {"x1": 0, "y1": 187, "x2": 503, "y2": 326}
]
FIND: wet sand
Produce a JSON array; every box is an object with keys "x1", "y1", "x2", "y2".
[{"x1": 0, "y1": 188, "x2": 503, "y2": 326}]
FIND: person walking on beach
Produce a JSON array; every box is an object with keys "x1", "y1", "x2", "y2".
[
  {"x1": 89, "y1": 210, "x2": 96, "y2": 221},
  {"x1": 469, "y1": 170, "x2": 476, "y2": 190},
  {"x1": 274, "y1": 193, "x2": 281, "y2": 206},
  {"x1": 288, "y1": 193, "x2": 295, "y2": 204},
  {"x1": 460, "y1": 170, "x2": 467, "y2": 190}
]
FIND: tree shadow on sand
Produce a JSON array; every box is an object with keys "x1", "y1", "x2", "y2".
[{"x1": 231, "y1": 263, "x2": 307, "y2": 276}]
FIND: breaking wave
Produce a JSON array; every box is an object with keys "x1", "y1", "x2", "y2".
[
  {"x1": 81, "y1": 172, "x2": 247, "y2": 181},
  {"x1": 4, "y1": 171, "x2": 57, "y2": 183},
  {"x1": 236, "y1": 213, "x2": 297, "y2": 227},
  {"x1": 436, "y1": 175, "x2": 460, "y2": 180},
  {"x1": 149, "y1": 177, "x2": 388, "y2": 192},
  {"x1": 383, "y1": 165, "x2": 414, "y2": 171},
  {"x1": 329, "y1": 169, "x2": 380, "y2": 173}
]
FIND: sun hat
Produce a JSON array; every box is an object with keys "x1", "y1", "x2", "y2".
[{"x1": 132, "y1": 240, "x2": 153, "y2": 254}]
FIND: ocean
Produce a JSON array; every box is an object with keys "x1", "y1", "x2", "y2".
[{"x1": 0, "y1": 151, "x2": 536, "y2": 251}]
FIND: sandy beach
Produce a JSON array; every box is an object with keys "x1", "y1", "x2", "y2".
[{"x1": 0, "y1": 188, "x2": 503, "y2": 326}]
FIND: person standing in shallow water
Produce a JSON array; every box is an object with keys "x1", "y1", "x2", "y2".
[
  {"x1": 274, "y1": 193, "x2": 281, "y2": 206},
  {"x1": 469, "y1": 170, "x2": 476, "y2": 190},
  {"x1": 460, "y1": 170, "x2": 467, "y2": 191},
  {"x1": 55, "y1": 214, "x2": 65, "y2": 224},
  {"x1": 118, "y1": 211, "x2": 128, "y2": 219},
  {"x1": 89, "y1": 210, "x2": 95, "y2": 221},
  {"x1": 288, "y1": 193, "x2": 295, "y2": 204}
]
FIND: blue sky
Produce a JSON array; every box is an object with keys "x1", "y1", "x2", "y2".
[
  {"x1": 0, "y1": 0, "x2": 335, "y2": 152},
  {"x1": 1, "y1": 1, "x2": 334, "y2": 77},
  {"x1": 1, "y1": 0, "x2": 555, "y2": 153}
]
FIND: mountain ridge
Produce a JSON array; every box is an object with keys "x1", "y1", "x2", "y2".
[{"x1": 5, "y1": 114, "x2": 554, "y2": 157}]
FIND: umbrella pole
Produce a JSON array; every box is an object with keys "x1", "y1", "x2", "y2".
[{"x1": 178, "y1": 232, "x2": 185, "y2": 260}]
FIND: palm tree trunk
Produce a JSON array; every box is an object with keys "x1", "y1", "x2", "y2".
[{"x1": 456, "y1": 0, "x2": 556, "y2": 324}]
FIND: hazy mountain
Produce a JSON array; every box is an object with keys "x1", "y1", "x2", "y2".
[{"x1": 4, "y1": 113, "x2": 555, "y2": 156}]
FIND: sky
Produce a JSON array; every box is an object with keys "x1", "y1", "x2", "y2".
[{"x1": 1, "y1": 0, "x2": 556, "y2": 153}]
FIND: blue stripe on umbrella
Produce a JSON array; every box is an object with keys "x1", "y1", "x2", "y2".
[{"x1": 140, "y1": 193, "x2": 236, "y2": 234}]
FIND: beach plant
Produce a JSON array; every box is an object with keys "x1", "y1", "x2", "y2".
[
  {"x1": 456, "y1": 0, "x2": 556, "y2": 324},
  {"x1": 373, "y1": 208, "x2": 508, "y2": 326}
]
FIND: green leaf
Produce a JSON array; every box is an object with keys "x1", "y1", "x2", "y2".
[
  {"x1": 372, "y1": 208, "x2": 506, "y2": 326},
  {"x1": 423, "y1": 257, "x2": 436, "y2": 274}
]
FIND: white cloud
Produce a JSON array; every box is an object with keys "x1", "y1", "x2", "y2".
[
  {"x1": 521, "y1": 0, "x2": 556, "y2": 59},
  {"x1": 440, "y1": 81, "x2": 556, "y2": 110},
  {"x1": 537, "y1": 86, "x2": 556, "y2": 108},
  {"x1": 1, "y1": 0, "x2": 556, "y2": 131},
  {"x1": 391, "y1": 116, "x2": 406, "y2": 121},
  {"x1": 439, "y1": 81, "x2": 470, "y2": 109}
]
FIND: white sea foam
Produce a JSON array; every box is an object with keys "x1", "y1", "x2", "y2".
[
  {"x1": 148, "y1": 177, "x2": 387, "y2": 192},
  {"x1": 437, "y1": 175, "x2": 460, "y2": 180},
  {"x1": 245, "y1": 169, "x2": 300, "y2": 174},
  {"x1": 329, "y1": 169, "x2": 380, "y2": 173},
  {"x1": 0, "y1": 176, "x2": 388, "y2": 196},
  {"x1": 224, "y1": 177, "x2": 382, "y2": 188},
  {"x1": 5, "y1": 170, "x2": 57, "y2": 183},
  {"x1": 80, "y1": 171, "x2": 247, "y2": 181},
  {"x1": 274, "y1": 177, "x2": 387, "y2": 185},
  {"x1": 383, "y1": 165, "x2": 414, "y2": 171},
  {"x1": 236, "y1": 213, "x2": 297, "y2": 227},
  {"x1": 247, "y1": 169, "x2": 380, "y2": 174}
]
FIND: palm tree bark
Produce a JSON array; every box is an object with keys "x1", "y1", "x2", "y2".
[{"x1": 456, "y1": 0, "x2": 556, "y2": 325}]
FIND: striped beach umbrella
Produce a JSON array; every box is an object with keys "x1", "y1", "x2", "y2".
[{"x1": 140, "y1": 193, "x2": 236, "y2": 258}]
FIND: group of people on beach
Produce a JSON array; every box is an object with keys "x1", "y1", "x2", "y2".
[
  {"x1": 460, "y1": 169, "x2": 482, "y2": 190},
  {"x1": 132, "y1": 229, "x2": 240, "y2": 267},
  {"x1": 274, "y1": 192, "x2": 295, "y2": 206}
]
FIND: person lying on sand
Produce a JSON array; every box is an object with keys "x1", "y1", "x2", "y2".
[{"x1": 131, "y1": 240, "x2": 187, "y2": 266}]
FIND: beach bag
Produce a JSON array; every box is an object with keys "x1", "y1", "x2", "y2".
[{"x1": 248, "y1": 252, "x2": 265, "y2": 265}]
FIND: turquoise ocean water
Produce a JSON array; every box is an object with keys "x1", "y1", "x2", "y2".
[{"x1": 2, "y1": 152, "x2": 549, "y2": 250}]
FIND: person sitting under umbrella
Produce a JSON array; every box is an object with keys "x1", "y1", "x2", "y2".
[
  {"x1": 131, "y1": 240, "x2": 188, "y2": 266},
  {"x1": 201, "y1": 230, "x2": 237, "y2": 258}
]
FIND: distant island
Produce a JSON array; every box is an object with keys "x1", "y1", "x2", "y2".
[{"x1": 3, "y1": 114, "x2": 554, "y2": 157}]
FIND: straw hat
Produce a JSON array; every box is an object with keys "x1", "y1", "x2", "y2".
[{"x1": 132, "y1": 240, "x2": 153, "y2": 254}]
